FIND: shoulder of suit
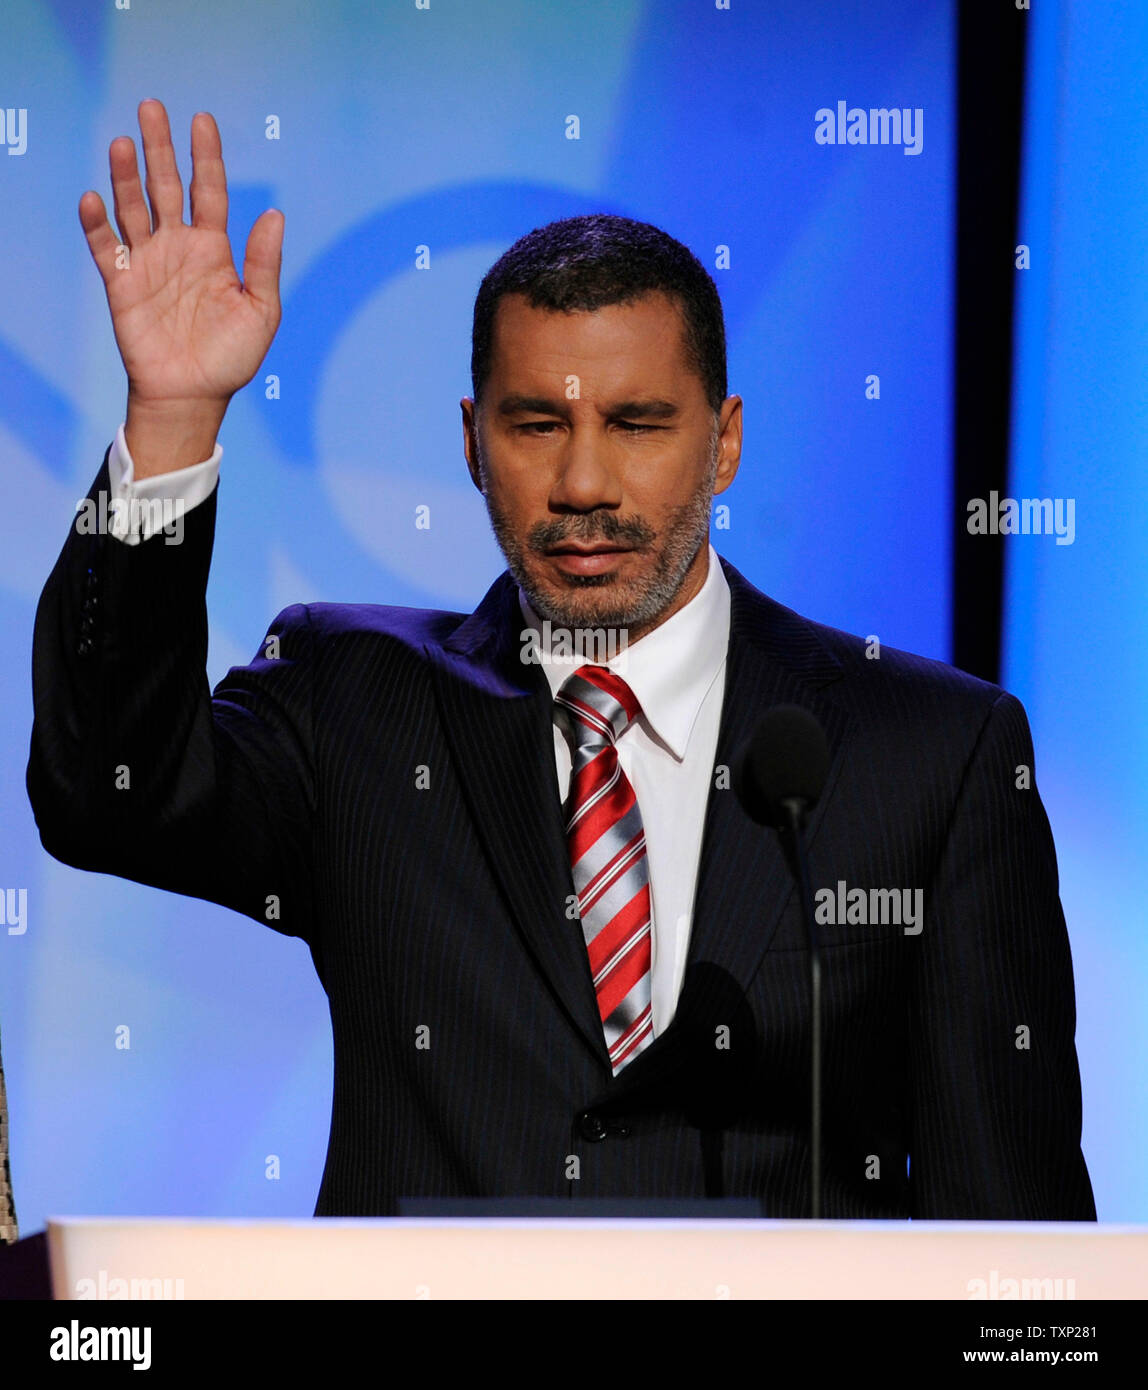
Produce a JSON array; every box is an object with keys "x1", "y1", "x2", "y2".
[
  {"x1": 276, "y1": 600, "x2": 469, "y2": 654},
  {"x1": 722, "y1": 557, "x2": 1008, "y2": 713},
  {"x1": 802, "y1": 608, "x2": 1011, "y2": 715}
]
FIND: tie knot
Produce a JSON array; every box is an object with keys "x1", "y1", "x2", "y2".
[{"x1": 555, "y1": 664, "x2": 642, "y2": 748}]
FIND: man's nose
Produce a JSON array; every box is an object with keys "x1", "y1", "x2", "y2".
[{"x1": 548, "y1": 429, "x2": 624, "y2": 511}]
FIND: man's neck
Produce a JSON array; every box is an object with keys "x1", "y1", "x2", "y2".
[{"x1": 624, "y1": 542, "x2": 711, "y2": 645}]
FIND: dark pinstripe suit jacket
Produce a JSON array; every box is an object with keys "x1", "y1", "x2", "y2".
[{"x1": 27, "y1": 455, "x2": 1096, "y2": 1220}]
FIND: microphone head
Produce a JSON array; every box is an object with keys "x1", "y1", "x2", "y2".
[{"x1": 732, "y1": 705, "x2": 831, "y2": 827}]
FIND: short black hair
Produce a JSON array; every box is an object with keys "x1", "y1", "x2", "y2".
[{"x1": 471, "y1": 213, "x2": 727, "y2": 417}]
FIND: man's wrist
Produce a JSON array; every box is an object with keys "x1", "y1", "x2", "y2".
[{"x1": 124, "y1": 393, "x2": 229, "y2": 478}]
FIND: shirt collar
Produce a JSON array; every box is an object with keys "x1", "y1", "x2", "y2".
[{"x1": 517, "y1": 543, "x2": 730, "y2": 761}]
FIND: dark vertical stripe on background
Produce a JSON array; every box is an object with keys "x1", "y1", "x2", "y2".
[{"x1": 953, "y1": 1, "x2": 1028, "y2": 682}]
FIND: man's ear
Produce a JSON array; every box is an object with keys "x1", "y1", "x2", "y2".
[
  {"x1": 713, "y1": 394, "x2": 743, "y2": 495},
  {"x1": 461, "y1": 397, "x2": 483, "y2": 493}
]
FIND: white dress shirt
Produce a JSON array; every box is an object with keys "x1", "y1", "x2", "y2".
[
  {"x1": 105, "y1": 428, "x2": 732, "y2": 1034},
  {"x1": 521, "y1": 551, "x2": 729, "y2": 1034},
  {"x1": 103, "y1": 423, "x2": 221, "y2": 541}
]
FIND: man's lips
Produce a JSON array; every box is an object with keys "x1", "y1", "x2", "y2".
[
  {"x1": 544, "y1": 543, "x2": 634, "y2": 574},
  {"x1": 546, "y1": 543, "x2": 632, "y2": 555}
]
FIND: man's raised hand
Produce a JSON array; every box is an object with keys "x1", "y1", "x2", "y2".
[{"x1": 79, "y1": 99, "x2": 284, "y2": 476}]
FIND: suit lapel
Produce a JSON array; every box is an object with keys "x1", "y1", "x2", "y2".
[
  {"x1": 689, "y1": 558, "x2": 854, "y2": 977},
  {"x1": 426, "y1": 556, "x2": 857, "y2": 1094},
  {"x1": 586, "y1": 557, "x2": 856, "y2": 1102},
  {"x1": 425, "y1": 572, "x2": 611, "y2": 1068}
]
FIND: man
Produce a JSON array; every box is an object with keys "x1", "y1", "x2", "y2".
[
  {"x1": 27, "y1": 101, "x2": 1095, "y2": 1219},
  {"x1": 0, "y1": 1031, "x2": 16, "y2": 1245}
]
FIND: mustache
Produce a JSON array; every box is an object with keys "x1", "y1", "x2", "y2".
[{"x1": 528, "y1": 514, "x2": 656, "y2": 550}]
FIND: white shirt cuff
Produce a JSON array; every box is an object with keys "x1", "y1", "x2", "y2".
[{"x1": 104, "y1": 422, "x2": 222, "y2": 545}]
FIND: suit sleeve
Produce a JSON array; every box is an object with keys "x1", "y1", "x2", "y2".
[
  {"x1": 26, "y1": 451, "x2": 316, "y2": 944},
  {"x1": 907, "y1": 689, "x2": 1096, "y2": 1219}
]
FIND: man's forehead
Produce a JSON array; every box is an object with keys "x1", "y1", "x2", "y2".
[{"x1": 490, "y1": 290, "x2": 689, "y2": 381}]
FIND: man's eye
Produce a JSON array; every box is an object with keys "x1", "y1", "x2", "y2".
[{"x1": 515, "y1": 421, "x2": 656, "y2": 435}]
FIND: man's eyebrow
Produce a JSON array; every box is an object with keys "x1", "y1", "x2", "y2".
[
  {"x1": 496, "y1": 394, "x2": 680, "y2": 419},
  {"x1": 498, "y1": 394, "x2": 566, "y2": 416},
  {"x1": 607, "y1": 398, "x2": 680, "y2": 420}
]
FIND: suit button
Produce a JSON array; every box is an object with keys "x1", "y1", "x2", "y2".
[
  {"x1": 76, "y1": 638, "x2": 93, "y2": 658},
  {"x1": 577, "y1": 1110, "x2": 608, "y2": 1142}
]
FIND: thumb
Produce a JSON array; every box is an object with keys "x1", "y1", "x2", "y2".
[{"x1": 242, "y1": 208, "x2": 284, "y2": 314}]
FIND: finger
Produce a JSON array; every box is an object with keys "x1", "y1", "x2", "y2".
[
  {"x1": 188, "y1": 111, "x2": 227, "y2": 232},
  {"x1": 109, "y1": 136, "x2": 151, "y2": 247},
  {"x1": 78, "y1": 191, "x2": 123, "y2": 284},
  {"x1": 242, "y1": 208, "x2": 284, "y2": 315},
  {"x1": 138, "y1": 98, "x2": 184, "y2": 230}
]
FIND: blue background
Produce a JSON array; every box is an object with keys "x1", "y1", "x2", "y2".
[
  {"x1": 1003, "y1": 0, "x2": 1148, "y2": 1223},
  {"x1": 1, "y1": 0, "x2": 1133, "y2": 1228}
]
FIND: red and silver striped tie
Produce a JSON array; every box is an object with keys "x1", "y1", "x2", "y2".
[{"x1": 556, "y1": 665, "x2": 654, "y2": 1076}]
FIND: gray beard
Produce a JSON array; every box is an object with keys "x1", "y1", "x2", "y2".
[{"x1": 478, "y1": 430, "x2": 719, "y2": 633}]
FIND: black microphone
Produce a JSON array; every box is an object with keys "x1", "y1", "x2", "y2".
[{"x1": 733, "y1": 705, "x2": 830, "y2": 1218}]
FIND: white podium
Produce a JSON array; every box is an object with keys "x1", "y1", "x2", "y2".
[{"x1": 46, "y1": 1218, "x2": 1148, "y2": 1299}]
